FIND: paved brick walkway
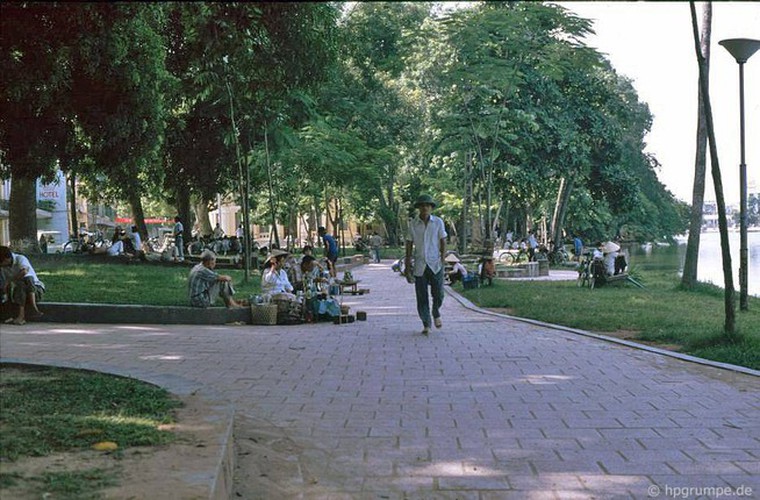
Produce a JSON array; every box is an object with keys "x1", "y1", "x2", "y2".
[{"x1": 2, "y1": 261, "x2": 758, "y2": 498}]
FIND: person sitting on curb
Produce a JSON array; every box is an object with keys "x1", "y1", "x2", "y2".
[
  {"x1": 0, "y1": 245, "x2": 45, "y2": 325},
  {"x1": 188, "y1": 250, "x2": 244, "y2": 308}
]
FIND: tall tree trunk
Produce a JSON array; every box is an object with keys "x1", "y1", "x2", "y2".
[
  {"x1": 492, "y1": 200, "x2": 503, "y2": 237},
  {"x1": 9, "y1": 173, "x2": 39, "y2": 249},
  {"x1": 194, "y1": 198, "x2": 212, "y2": 237},
  {"x1": 312, "y1": 194, "x2": 321, "y2": 242},
  {"x1": 127, "y1": 189, "x2": 148, "y2": 239},
  {"x1": 682, "y1": 2, "x2": 712, "y2": 289},
  {"x1": 176, "y1": 184, "x2": 193, "y2": 240},
  {"x1": 382, "y1": 181, "x2": 400, "y2": 246},
  {"x1": 690, "y1": 1, "x2": 735, "y2": 335},
  {"x1": 551, "y1": 176, "x2": 574, "y2": 247},
  {"x1": 68, "y1": 172, "x2": 78, "y2": 238},
  {"x1": 264, "y1": 128, "x2": 279, "y2": 248},
  {"x1": 461, "y1": 151, "x2": 472, "y2": 254}
]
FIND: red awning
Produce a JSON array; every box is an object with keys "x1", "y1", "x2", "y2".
[{"x1": 114, "y1": 217, "x2": 171, "y2": 224}]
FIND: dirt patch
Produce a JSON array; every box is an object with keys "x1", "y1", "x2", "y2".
[
  {"x1": 487, "y1": 307, "x2": 516, "y2": 316},
  {"x1": 602, "y1": 329, "x2": 683, "y2": 352},
  {"x1": 1, "y1": 394, "x2": 225, "y2": 500}
]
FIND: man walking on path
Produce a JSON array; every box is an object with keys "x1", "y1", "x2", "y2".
[
  {"x1": 405, "y1": 194, "x2": 447, "y2": 336},
  {"x1": 369, "y1": 231, "x2": 383, "y2": 263}
]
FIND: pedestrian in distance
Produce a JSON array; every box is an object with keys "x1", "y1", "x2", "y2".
[
  {"x1": 369, "y1": 231, "x2": 383, "y2": 263},
  {"x1": 173, "y1": 216, "x2": 185, "y2": 262},
  {"x1": 318, "y1": 226, "x2": 339, "y2": 278},
  {"x1": 405, "y1": 194, "x2": 447, "y2": 336}
]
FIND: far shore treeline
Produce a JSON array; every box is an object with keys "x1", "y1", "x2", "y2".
[{"x1": 1, "y1": 2, "x2": 688, "y2": 251}]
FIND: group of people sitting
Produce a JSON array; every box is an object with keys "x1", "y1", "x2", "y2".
[
  {"x1": 444, "y1": 253, "x2": 496, "y2": 287},
  {"x1": 89, "y1": 225, "x2": 145, "y2": 260},
  {"x1": 187, "y1": 244, "x2": 335, "y2": 310}
]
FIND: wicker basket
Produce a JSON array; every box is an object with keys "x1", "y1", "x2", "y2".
[{"x1": 250, "y1": 304, "x2": 278, "y2": 325}]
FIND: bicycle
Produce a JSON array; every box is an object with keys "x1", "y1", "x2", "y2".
[
  {"x1": 547, "y1": 246, "x2": 569, "y2": 266},
  {"x1": 61, "y1": 231, "x2": 108, "y2": 254},
  {"x1": 576, "y1": 253, "x2": 607, "y2": 289},
  {"x1": 497, "y1": 248, "x2": 529, "y2": 265}
]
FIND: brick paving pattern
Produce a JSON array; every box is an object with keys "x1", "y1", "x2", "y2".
[{"x1": 2, "y1": 262, "x2": 758, "y2": 498}]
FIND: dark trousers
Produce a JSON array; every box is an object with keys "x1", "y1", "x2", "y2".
[{"x1": 414, "y1": 265, "x2": 444, "y2": 328}]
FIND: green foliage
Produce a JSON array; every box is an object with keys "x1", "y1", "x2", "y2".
[
  {"x1": 35, "y1": 257, "x2": 262, "y2": 306},
  {"x1": 2, "y1": 1, "x2": 689, "y2": 247}
]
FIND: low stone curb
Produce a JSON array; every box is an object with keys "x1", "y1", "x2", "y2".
[
  {"x1": 444, "y1": 286, "x2": 760, "y2": 378},
  {"x1": 30, "y1": 302, "x2": 251, "y2": 325}
]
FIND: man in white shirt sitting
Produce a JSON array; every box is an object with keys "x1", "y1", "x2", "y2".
[{"x1": 0, "y1": 245, "x2": 46, "y2": 325}]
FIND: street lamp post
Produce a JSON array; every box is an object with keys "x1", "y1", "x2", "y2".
[{"x1": 719, "y1": 38, "x2": 760, "y2": 311}]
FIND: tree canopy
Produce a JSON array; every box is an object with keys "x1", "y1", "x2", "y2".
[{"x1": 1, "y1": 1, "x2": 687, "y2": 248}]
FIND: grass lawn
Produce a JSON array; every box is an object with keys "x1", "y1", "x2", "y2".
[
  {"x1": 33, "y1": 254, "x2": 262, "y2": 306},
  {"x1": 0, "y1": 364, "x2": 180, "y2": 498},
  {"x1": 455, "y1": 268, "x2": 760, "y2": 370}
]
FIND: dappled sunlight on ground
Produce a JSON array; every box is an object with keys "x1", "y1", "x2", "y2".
[{"x1": 139, "y1": 354, "x2": 185, "y2": 361}]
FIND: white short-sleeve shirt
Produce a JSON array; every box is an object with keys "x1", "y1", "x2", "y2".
[
  {"x1": 3, "y1": 253, "x2": 44, "y2": 287},
  {"x1": 406, "y1": 214, "x2": 447, "y2": 276}
]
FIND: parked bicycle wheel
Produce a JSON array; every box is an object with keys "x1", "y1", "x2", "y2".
[{"x1": 62, "y1": 239, "x2": 80, "y2": 254}]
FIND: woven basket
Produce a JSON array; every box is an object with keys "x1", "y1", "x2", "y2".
[{"x1": 250, "y1": 304, "x2": 278, "y2": 325}]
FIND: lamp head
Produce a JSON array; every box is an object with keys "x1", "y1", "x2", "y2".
[{"x1": 719, "y1": 38, "x2": 760, "y2": 64}]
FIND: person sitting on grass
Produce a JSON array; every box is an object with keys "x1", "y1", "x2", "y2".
[
  {"x1": 0, "y1": 245, "x2": 45, "y2": 325},
  {"x1": 188, "y1": 250, "x2": 244, "y2": 308},
  {"x1": 445, "y1": 254, "x2": 468, "y2": 285},
  {"x1": 479, "y1": 256, "x2": 496, "y2": 286}
]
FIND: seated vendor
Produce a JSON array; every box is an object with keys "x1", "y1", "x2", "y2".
[
  {"x1": 290, "y1": 254, "x2": 326, "y2": 291},
  {"x1": 445, "y1": 254, "x2": 468, "y2": 284},
  {"x1": 188, "y1": 250, "x2": 243, "y2": 308},
  {"x1": 261, "y1": 249, "x2": 295, "y2": 298},
  {"x1": 600, "y1": 241, "x2": 621, "y2": 276}
]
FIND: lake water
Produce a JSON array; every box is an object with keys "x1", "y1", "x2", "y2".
[{"x1": 627, "y1": 231, "x2": 760, "y2": 297}]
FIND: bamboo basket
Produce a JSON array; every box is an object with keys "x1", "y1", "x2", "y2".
[{"x1": 250, "y1": 304, "x2": 278, "y2": 325}]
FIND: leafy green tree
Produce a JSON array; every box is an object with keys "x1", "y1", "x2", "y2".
[
  {"x1": 161, "y1": 2, "x2": 339, "y2": 233},
  {"x1": 1, "y1": 3, "x2": 79, "y2": 244},
  {"x1": 1, "y1": 3, "x2": 170, "y2": 242}
]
